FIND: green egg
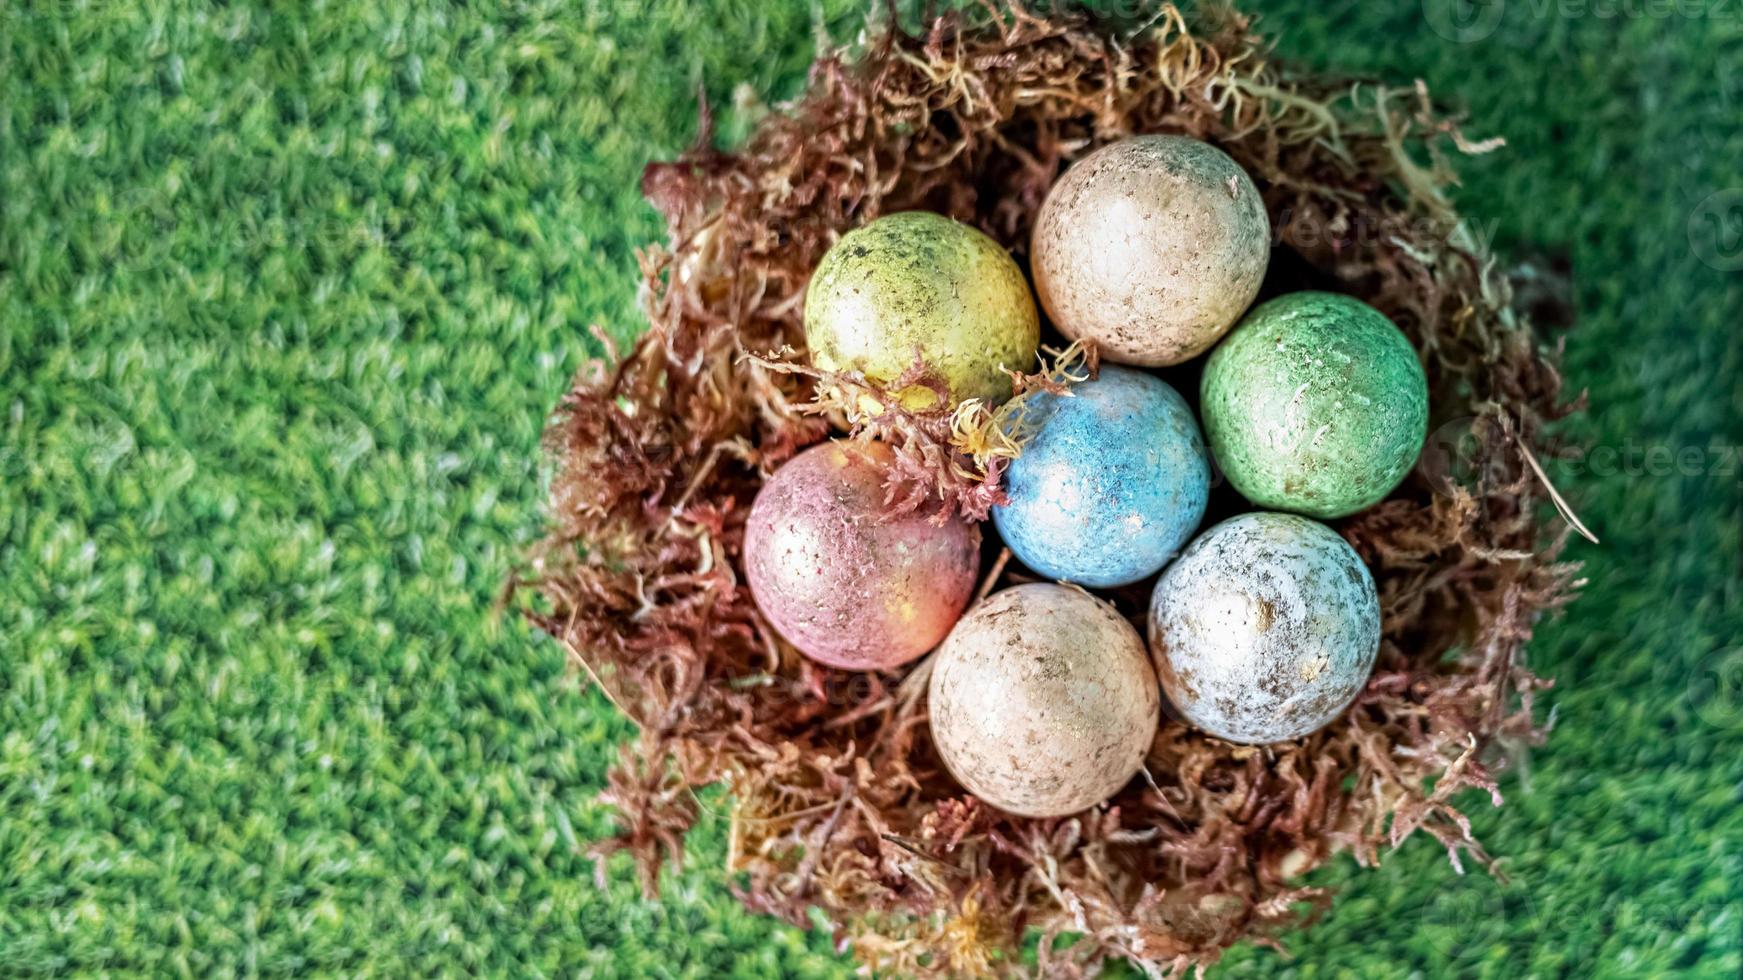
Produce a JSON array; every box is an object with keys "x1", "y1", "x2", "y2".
[
  {"x1": 1201, "y1": 291, "x2": 1429, "y2": 519},
  {"x1": 805, "y1": 211, "x2": 1039, "y2": 411}
]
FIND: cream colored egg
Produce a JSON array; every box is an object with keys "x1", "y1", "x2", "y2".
[
  {"x1": 1031, "y1": 135, "x2": 1270, "y2": 366},
  {"x1": 928, "y1": 583, "x2": 1159, "y2": 817}
]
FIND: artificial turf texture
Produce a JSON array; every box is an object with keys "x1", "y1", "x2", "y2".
[{"x1": 2, "y1": 0, "x2": 1739, "y2": 976}]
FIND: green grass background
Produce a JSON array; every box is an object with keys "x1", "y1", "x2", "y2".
[{"x1": 3, "y1": 0, "x2": 1739, "y2": 976}]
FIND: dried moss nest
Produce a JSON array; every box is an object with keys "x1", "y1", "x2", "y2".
[{"x1": 519, "y1": 4, "x2": 1585, "y2": 976}]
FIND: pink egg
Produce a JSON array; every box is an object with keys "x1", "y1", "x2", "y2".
[{"x1": 744, "y1": 441, "x2": 981, "y2": 670}]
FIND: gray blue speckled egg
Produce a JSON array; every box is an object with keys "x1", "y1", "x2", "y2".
[
  {"x1": 1147, "y1": 512, "x2": 1380, "y2": 744},
  {"x1": 991, "y1": 365, "x2": 1210, "y2": 587}
]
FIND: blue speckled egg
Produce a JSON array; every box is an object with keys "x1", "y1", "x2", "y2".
[{"x1": 991, "y1": 365, "x2": 1211, "y2": 587}]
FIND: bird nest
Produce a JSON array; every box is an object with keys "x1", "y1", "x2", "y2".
[{"x1": 517, "y1": 4, "x2": 1586, "y2": 975}]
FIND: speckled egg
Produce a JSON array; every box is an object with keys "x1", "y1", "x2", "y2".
[
  {"x1": 805, "y1": 211, "x2": 1040, "y2": 410},
  {"x1": 1031, "y1": 135, "x2": 1271, "y2": 367},
  {"x1": 929, "y1": 584, "x2": 1159, "y2": 817},
  {"x1": 991, "y1": 365, "x2": 1210, "y2": 587},
  {"x1": 1147, "y1": 512, "x2": 1380, "y2": 744},
  {"x1": 1200, "y1": 291, "x2": 1429, "y2": 519},
  {"x1": 744, "y1": 440, "x2": 980, "y2": 671}
]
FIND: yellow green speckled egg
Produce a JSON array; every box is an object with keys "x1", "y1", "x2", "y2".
[{"x1": 805, "y1": 211, "x2": 1040, "y2": 410}]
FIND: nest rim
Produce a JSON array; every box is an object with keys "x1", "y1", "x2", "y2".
[{"x1": 522, "y1": 4, "x2": 1585, "y2": 976}]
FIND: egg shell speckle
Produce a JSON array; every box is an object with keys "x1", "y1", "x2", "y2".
[
  {"x1": 1200, "y1": 291, "x2": 1430, "y2": 519},
  {"x1": 992, "y1": 365, "x2": 1210, "y2": 587},
  {"x1": 1031, "y1": 135, "x2": 1271, "y2": 367},
  {"x1": 1147, "y1": 512, "x2": 1380, "y2": 744},
  {"x1": 929, "y1": 583, "x2": 1159, "y2": 817},
  {"x1": 744, "y1": 441, "x2": 980, "y2": 671},
  {"x1": 805, "y1": 211, "x2": 1040, "y2": 409}
]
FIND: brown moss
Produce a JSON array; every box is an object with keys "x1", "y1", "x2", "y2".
[{"x1": 517, "y1": 4, "x2": 1584, "y2": 975}]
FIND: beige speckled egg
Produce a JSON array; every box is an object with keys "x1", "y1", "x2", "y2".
[
  {"x1": 1031, "y1": 135, "x2": 1271, "y2": 366},
  {"x1": 928, "y1": 583, "x2": 1159, "y2": 817}
]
